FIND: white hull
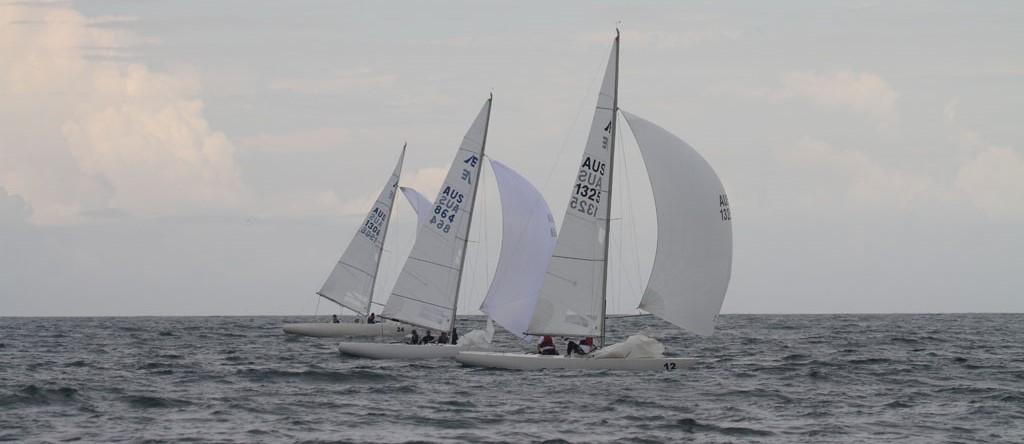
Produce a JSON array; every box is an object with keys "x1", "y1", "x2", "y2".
[
  {"x1": 336, "y1": 342, "x2": 462, "y2": 360},
  {"x1": 282, "y1": 322, "x2": 407, "y2": 338},
  {"x1": 455, "y1": 351, "x2": 696, "y2": 371}
]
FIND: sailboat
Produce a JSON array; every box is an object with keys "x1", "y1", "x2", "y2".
[
  {"x1": 337, "y1": 95, "x2": 494, "y2": 359},
  {"x1": 456, "y1": 30, "x2": 733, "y2": 370},
  {"x1": 283, "y1": 146, "x2": 422, "y2": 338}
]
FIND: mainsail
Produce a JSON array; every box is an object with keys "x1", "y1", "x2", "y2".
[
  {"x1": 480, "y1": 159, "x2": 557, "y2": 338},
  {"x1": 381, "y1": 98, "x2": 492, "y2": 332},
  {"x1": 526, "y1": 35, "x2": 619, "y2": 337},
  {"x1": 622, "y1": 111, "x2": 733, "y2": 336},
  {"x1": 318, "y1": 145, "x2": 405, "y2": 315}
]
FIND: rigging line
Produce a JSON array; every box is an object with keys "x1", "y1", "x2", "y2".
[
  {"x1": 483, "y1": 160, "x2": 493, "y2": 314},
  {"x1": 623, "y1": 120, "x2": 644, "y2": 312},
  {"x1": 539, "y1": 49, "x2": 607, "y2": 193}
]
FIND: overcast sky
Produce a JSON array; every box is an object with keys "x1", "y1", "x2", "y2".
[{"x1": 2, "y1": 1, "x2": 1022, "y2": 316}]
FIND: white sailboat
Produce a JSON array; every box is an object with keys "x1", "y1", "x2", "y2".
[
  {"x1": 283, "y1": 146, "x2": 420, "y2": 338},
  {"x1": 456, "y1": 30, "x2": 733, "y2": 370},
  {"x1": 338, "y1": 95, "x2": 493, "y2": 359}
]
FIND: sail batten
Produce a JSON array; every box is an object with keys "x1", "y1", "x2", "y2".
[
  {"x1": 479, "y1": 159, "x2": 557, "y2": 339},
  {"x1": 380, "y1": 98, "x2": 492, "y2": 333},
  {"x1": 317, "y1": 146, "x2": 405, "y2": 316},
  {"x1": 622, "y1": 110, "x2": 733, "y2": 337}
]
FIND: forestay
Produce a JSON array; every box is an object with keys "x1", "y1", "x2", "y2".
[
  {"x1": 318, "y1": 146, "x2": 405, "y2": 315},
  {"x1": 526, "y1": 38, "x2": 618, "y2": 337},
  {"x1": 622, "y1": 110, "x2": 733, "y2": 336},
  {"x1": 480, "y1": 159, "x2": 557, "y2": 338},
  {"x1": 381, "y1": 99, "x2": 491, "y2": 332}
]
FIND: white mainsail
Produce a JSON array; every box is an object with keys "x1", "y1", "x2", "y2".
[
  {"x1": 400, "y1": 186, "x2": 433, "y2": 228},
  {"x1": 622, "y1": 111, "x2": 733, "y2": 336},
  {"x1": 381, "y1": 98, "x2": 492, "y2": 332},
  {"x1": 318, "y1": 146, "x2": 405, "y2": 315},
  {"x1": 526, "y1": 36, "x2": 619, "y2": 337},
  {"x1": 480, "y1": 159, "x2": 557, "y2": 338}
]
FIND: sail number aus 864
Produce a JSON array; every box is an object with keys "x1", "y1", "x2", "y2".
[{"x1": 430, "y1": 185, "x2": 464, "y2": 234}]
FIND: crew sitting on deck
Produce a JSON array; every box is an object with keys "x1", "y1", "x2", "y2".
[
  {"x1": 566, "y1": 337, "x2": 595, "y2": 357},
  {"x1": 408, "y1": 330, "x2": 420, "y2": 345},
  {"x1": 331, "y1": 314, "x2": 340, "y2": 324},
  {"x1": 420, "y1": 330, "x2": 435, "y2": 344},
  {"x1": 367, "y1": 312, "x2": 376, "y2": 324},
  {"x1": 538, "y1": 335, "x2": 558, "y2": 355}
]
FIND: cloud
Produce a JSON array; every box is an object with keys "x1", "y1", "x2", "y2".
[
  {"x1": 0, "y1": 3, "x2": 240, "y2": 223},
  {"x1": 236, "y1": 127, "x2": 351, "y2": 153},
  {"x1": 780, "y1": 70, "x2": 899, "y2": 124},
  {"x1": 955, "y1": 146, "x2": 1024, "y2": 218},
  {"x1": 777, "y1": 138, "x2": 933, "y2": 208},
  {"x1": 0, "y1": 187, "x2": 32, "y2": 224},
  {"x1": 339, "y1": 165, "x2": 447, "y2": 218}
]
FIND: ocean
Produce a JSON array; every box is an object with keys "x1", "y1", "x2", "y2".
[{"x1": 1, "y1": 314, "x2": 1022, "y2": 443}]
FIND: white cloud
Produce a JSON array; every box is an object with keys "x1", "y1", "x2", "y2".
[
  {"x1": 236, "y1": 127, "x2": 351, "y2": 153},
  {"x1": 0, "y1": 187, "x2": 32, "y2": 224},
  {"x1": 0, "y1": 3, "x2": 240, "y2": 223},
  {"x1": 338, "y1": 165, "x2": 446, "y2": 218},
  {"x1": 777, "y1": 138, "x2": 933, "y2": 208},
  {"x1": 780, "y1": 70, "x2": 899, "y2": 124},
  {"x1": 955, "y1": 146, "x2": 1024, "y2": 218}
]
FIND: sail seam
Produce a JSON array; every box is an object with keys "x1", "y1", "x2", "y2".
[
  {"x1": 389, "y1": 293, "x2": 452, "y2": 310},
  {"x1": 407, "y1": 256, "x2": 460, "y2": 272},
  {"x1": 552, "y1": 255, "x2": 606, "y2": 262}
]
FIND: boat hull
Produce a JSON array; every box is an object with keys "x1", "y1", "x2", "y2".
[
  {"x1": 337, "y1": 342, "x2": 462, "y2": 360},
  {"x1": 455, "y1": 351, "x2": 696, "y2": 371},
  {"x1": 282, "y1": 322, "x2": 407, "y2": 338}
]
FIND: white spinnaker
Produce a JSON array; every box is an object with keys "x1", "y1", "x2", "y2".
[
  {"x1": 400, "y1": 186, "x2": 433, "y2": 227},
  {"x1": 381, "y1": 99, "x2": 491, "y2": 332},
  {"x1": 318, "y1": 146, "x2": 405, "y2": 315},
  {"x1": 622, "y1": 110, "x2": 732, "y2": 336},
  {"x1": 481, "y1": 159, "x2": 557, "y2": 338},
  {"x1": 526, "y1": 38, "x2": 618, "y2": 337}
]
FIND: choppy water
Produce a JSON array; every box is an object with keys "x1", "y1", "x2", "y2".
[{"x1": 1, "y1": 314, "x2": 1022, "y2": 443}]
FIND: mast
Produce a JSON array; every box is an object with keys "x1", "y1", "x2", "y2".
[
  {"x1": 598, "y1": 30, "x2": 620, "y2": 348},
  {"x1": 365, "y1": 143, "x2": 406, "y2": 317},
  {"x1": 449, "y1": 94, "x2": 493, "y2": 340}
]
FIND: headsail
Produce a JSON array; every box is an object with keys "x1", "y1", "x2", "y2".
[
  {"x1": 400, "y1": 186, "x2": 433, "y2": 227},
  {"x1": 526, "y1": 35, "x2": 619, "y2": 337},
  {"x1": 381, "y1": 98, "x2": 492, "y2": 332},
  {"x1": 480, "y1": 159, "x2": 557, "y2": 338},
  {"x1": 622, "y1": 110, "x2": 733, "y2": 336},
  {"x1": 318, "y1": 145, "x2": 405, "y2": 315}
]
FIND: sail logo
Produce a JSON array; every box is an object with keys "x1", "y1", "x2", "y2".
[{"x1": 461, "y1": 155, "x2": 479, "y2": 184}]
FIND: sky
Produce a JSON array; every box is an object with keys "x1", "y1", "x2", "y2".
[{"x1": 1, "y1": 1, "x2": 1022, "y2": 316}]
